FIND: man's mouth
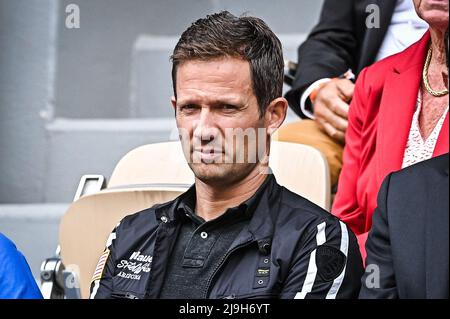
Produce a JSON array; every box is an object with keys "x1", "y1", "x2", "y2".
[{"x1": 193, "y1": 148, "x2": 224, "y2": 162}]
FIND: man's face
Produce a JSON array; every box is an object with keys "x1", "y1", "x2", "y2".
[
  {"x1": 172, "y1": 57, "x2": 267, "y2": 187},
  {"x1": 413, "y1": 0, "x2": 448, "y2": 29}
]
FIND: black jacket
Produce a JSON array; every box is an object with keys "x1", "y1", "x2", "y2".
[
  {"x1": 285, "y1": 0, "x2": 396, "y2": 118},
  {"x1": 90, "y1": 174, "x2": 363, "y2": 299},
  {"x1": 360, "y1": 154, "x2": 449, "y2": 299}
]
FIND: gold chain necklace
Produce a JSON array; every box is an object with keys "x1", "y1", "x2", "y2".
[{"x1": 422, "y1": 46, "x2": 449, "y2": 97}]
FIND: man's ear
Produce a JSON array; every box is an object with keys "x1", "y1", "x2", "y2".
[
  {"x1": 171, "y1": 96, "x2": 177, "y2": 115},
  {"x1": 171, "y1": 96, "x2": 177, "y2": 110},
  {"x1": 264, "y1": 97, "x2": 288, "y2": 135}
]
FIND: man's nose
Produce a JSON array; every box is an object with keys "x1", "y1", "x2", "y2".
[{"x1": 193, "y1": 109, "x2": 218, "y2": 142}]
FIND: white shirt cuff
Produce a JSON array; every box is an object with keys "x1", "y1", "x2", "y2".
[{"x1": 300, "y1": 78, "x2": 332, "y2": 119}]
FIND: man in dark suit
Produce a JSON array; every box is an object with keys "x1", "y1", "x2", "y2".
[
  {"x1": 287, "y1": 0, "x2": 396, "y2": 112},
  {"x1": 359, "y1": 154, "x2": 449, "y2": 299},
  {"x1": 277, "y1": 0, "x2": 428, "y2": 186}
]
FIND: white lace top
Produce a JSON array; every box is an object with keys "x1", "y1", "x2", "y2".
[{"x1": 402, "y1": 92, "x2": 449, "y2": 169}]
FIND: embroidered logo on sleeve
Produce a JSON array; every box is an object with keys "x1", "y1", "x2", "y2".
[
  {"x1": 92, "y1": 249, "x2": 110, "y2": 282},
  {"x1": 315, "y1": 245, "x2": 346, "y2": 282}
]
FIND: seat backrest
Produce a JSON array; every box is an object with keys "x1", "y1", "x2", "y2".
[
  {"x1": 108, "y1": 141, "x2": 330, "y2": 209},
  {"x1": 107, "y1": 141, "x2": 195, "y2": 188},
  {"x1": 269, "y1": 140, "x2": 330, "y2": 210},
  {"x1": 59, "y1": 187, "x2": 186, "y2": 299},
  {"x1": 59, "y1": 140, "x2": 329, "y2": 298}
]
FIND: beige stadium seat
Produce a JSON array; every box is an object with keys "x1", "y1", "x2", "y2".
[
  {"x1": 108, "y1": 141, "x2": 330, "y2": 209},
  {"x1": 59, "y1": 140, "x2": 330, "y2": 298},
  {"x1": 270, "y1": 140, "x2": 330, "y2": 210},
  {"x1": 107, "y1": 141, "x2": 195, "y2": 189}
]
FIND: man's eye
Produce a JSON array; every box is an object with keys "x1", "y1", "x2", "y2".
[
  {"x1": 222, "y1": 104, "x2": 237, "y2": 110},
  {"x1": 180, "y1": 104, "x2": 198, "y2": 111}
]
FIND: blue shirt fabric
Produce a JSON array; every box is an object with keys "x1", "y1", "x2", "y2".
[{"x1": 0, "y1": 233, "x2": 43, "y2": 299}]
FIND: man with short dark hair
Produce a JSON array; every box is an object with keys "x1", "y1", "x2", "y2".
[{"x1": 90, "y1": 11, "x2": 363, "y2": 299}]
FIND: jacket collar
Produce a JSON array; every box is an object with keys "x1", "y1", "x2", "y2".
[
  {"x1": 154, "y1": 170, "x2": 282, "y2": 250},
  {"x1": 220, "y1": 172, "x2": 281, "y2": 255},
  {"x1": 376, "y1": 31, "x2": 449, "y2": 184},
  {"x1": 393, "y1": 31, "x2": 430, "y2": 74},
  {"x1": 377, "y1": 31, "x2": 449, "y2": 184}
]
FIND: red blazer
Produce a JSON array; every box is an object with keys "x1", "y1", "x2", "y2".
[{"x1": 332, "y1": 31, "x2": 449, "y2": 260}]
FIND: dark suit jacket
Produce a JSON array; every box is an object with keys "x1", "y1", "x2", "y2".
[
  {"x1": 285, "y1": 0, "x2": 396, "y2": 118},
  {"x1": 359, "y1": 154, "x2": 449, "y2": 299}
]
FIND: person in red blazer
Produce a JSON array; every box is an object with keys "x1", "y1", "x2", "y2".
[{"x1": 332, "y1": 0, "x2": 449, "y2": 261}]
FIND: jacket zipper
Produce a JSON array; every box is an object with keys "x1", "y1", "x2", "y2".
[
  {"x1": 111, "y1": 292, "x2": 140, "y2": 299},
  {"x1": 202, "y1": 239, "x2": 255, "y2": 298},
  {"x1": 144, "y1": 220, "x2": 180, "y2": 298}
]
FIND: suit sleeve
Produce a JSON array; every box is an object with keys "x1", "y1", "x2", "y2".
[
  {"x1": 359, "y1": 174, "x2": 398, "y2": 298},
  {"x1": 280, "y1": 216, "x2": 364, "y2": 299},
  {"x1": 89, "y1": 223, "x2": 120, "y2": 299},
  {"x1": 331, "y1": 67, "x2": 368, "y2": 239},
  {"x1": 285, "y1": 0, "x2": 358, "y2": 117}
]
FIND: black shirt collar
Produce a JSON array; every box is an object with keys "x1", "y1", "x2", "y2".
[{"x1": 175, "y1": 172, "x2": 275, "y2": 226}]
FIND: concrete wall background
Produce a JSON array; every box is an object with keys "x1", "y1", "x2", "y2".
[
  {"x1": 0, "y1": 0, "x2": 58, "y2": 203},
  {"x1": 0, "y1": 0, "x2": 324, "y2": 281},
  {"x1": 1, "y1": 0, "x2": 323, "y2": 204}
]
